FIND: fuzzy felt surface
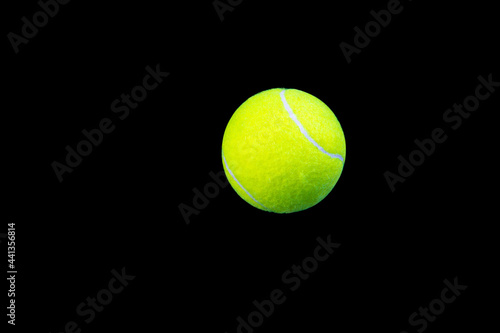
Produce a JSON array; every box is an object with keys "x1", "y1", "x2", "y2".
[{"x1": 222, "y1": 88, "x2": 346, "y2": 213}]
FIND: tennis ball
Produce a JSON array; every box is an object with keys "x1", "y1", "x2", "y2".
[{"x1": 222, "y1": 88, "x2": 346, "y2": 213}]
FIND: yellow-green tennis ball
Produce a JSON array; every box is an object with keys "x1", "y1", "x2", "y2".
[{"x1": 221, "y1": 88, "x2": 346, "y2": 213}]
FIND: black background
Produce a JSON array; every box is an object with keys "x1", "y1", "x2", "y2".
[{"x1": 3, "y1": 0, "x2": 498, "y2": 332}]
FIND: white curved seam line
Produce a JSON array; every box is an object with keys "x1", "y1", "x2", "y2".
[
  {"x1": 222, "y1": 152, "x2": 269, "y2": 210},
  {"x1": 280, "y1": 90, "x2": 344, "y2": 162}
]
